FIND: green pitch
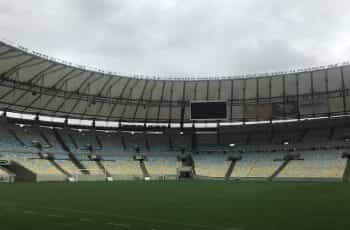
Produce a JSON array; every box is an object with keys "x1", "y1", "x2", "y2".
[{"x1": 0, "y1": 181, "x2": 350, "y2": 230}]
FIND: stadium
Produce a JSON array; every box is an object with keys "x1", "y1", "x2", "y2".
[
  {"x1": 1, "y1": 38, "x2": 350, "y2": 229},
  {"x1": 2, "y1": 3, "x2": 350, "y2": 229}
]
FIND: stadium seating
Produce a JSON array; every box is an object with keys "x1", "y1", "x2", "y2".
[
  {"x1": 39, "y1": 128, "x2": 66, "y2": 153},
  {"x1": 0, "y1": 166, "x2": 13, "y2": 182},
  {"x1": 123, "y1": 132, "x2": 146, "y2": 151},
  {"x1": 0, "y1": 117, "x2": 350, "y2": 182},
  {"x1": 302, "y1": 128, "x2": 330, "y2": 143},
  {"x1": 193, "y1": 154, "x2": 230, "y2": 178},
  {"x1": 146, "y1": 156, "x2": 179, "y2": 178},
  {"x1": 147, "y1": 134, "x2": 169, "y2": 152},
  {"x1": 13, "y1": 158, "x2": 66, "y2": 181},
  {"x1": 231, "y1": 153, "x2": 284, "y2": 178},
  {"x1": 277, "y1": 150, "x2": 346, "y2": 179},
  {"x1": 95, "y1": 132, "x2": 124, "y2": 154},
  {"x1": 81, "y1": 161, "x2": 105, "y2": 175},
  {"x1": 55, "y1": 160, "x2": 83, "y2": 176},
  {"x1": 170, "y1": 133, "x2": 192, "y2": 149},
  {"x1": 102, "y1": 157, "x2": 143, "y2": 180},
  {"x1": 0, "y1": 122, "x2": 21, "y2": 148}
]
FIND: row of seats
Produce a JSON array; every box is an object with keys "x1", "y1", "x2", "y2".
[
  {"x1": 103, "y1": 158, "x2": 141, "y2": 177},
  {"x1": 277, "y1": 151, "x2": 346, "y2": 178},
  {"x1": 3, "y1": 120, "x2": 350, "y2": 155},
  {"x1": 1, "y1": 150, "x2": 348, "y2": 180},
  {"x1": 231, "y1": 153, "x2": 284, "y2": 178},
  {"x1": 13, "y1": 158, "x2": 63, "y2": 176},
  {"x1": 192, "y1": 151, "x2": 347, "y2": 179},
  {"x1": 55, "y1": 160, "x2": 83, "y2": 176},
  {"x1": 146, "y1": 157, "x2": 180, "y2": 176},
  {"x1": 193, "y1": 155, "x2": 230, "y2": 177},
  {"x1": 0, "y1": 166, "x2": 9, "y2": 176}
]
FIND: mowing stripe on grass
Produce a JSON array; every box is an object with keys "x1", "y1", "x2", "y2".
[{"x1": 0, "y1": 202, "x2": 224, "y2": 230}]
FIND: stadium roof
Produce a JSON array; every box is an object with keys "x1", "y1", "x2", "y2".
[{"x1": 1, "y1": 40, "x2": 350, "y2": 123}]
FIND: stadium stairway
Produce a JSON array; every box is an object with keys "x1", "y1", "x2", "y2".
[
  {"x1": 51, "y1": 159, "x2": 71, "y2": 177},
  {"x1": 0, "y1": 165, "x2": 15, "y2": 183},
  {"x1": 68, "y1": 133, "x2": 79, "y2": 149},
  {"x1": 225, "y1": 161, "x2": 237, "y2": 180},
  {"x1": 140, "y1": 160, "x2": 150, "y2": 178},
  {"x1": 3, "y1": 161, "x2": 36, "y2": 182},
  {"x1": 8, "y1": 128, "x2": 26, "y2": 146},
  {"x1": 38, "y1": 129, "x2": 52, "y2": 147},
  {"x1": 343, "y1": 157, "x2": 350, "y2": 182},
  {"x1": 36, "y1": 151, "x2": 70, "y2": 177},
  {"x1": 95, "y1": 135, "x2": 103, "y2": 149},
  {"x1": 269, "y1": 160, "x2": 291, "y2": 181},
  {"x1": 53, "y1": 129, "x2": 90, "y2": 174},
  {"x1": 96, "y1": 160, "x2": 111, "y2": 177}
]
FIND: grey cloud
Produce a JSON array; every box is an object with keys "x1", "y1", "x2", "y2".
[{"x1": 0, "y1": 0, "x2": 349, "y2": 77}]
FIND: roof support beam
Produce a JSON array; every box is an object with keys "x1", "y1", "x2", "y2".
[
  {"x1": 206, "y1": 80, "x2": 209, "y2": 100},
  {"x1": 168, "y1": 81, "x2": 174, "y2": 123},
  {"x1": 218, "y1": 80, "x2": 222, "y2": 100},
  {"x1": 80, "y1": 76, "x2": 114, "y2": 118},
  {"x1": 144, "y1": 81, "x2": 157, "y2": 122},
  {"x1": 54, "y1": 72, "x2": 95, "y2": 113},
  {"x1": 26, "y1": 64, "x2": 66, "y2": 83},
  {"x1": 325, "y1": 70, "x2": 330, "y2": 116},
  {"x1": 21, "y1": 68, "x2": 79, "y2": 112},
  {"x1": 94, "y1": 77, "x2": 123, "y2": 118},
  {"x1": 296, "y1": 74, "x2": 300, "y2": 120},
  {"x1": 194, "y1": 81, "x2": 199, "y2": 100},
  {"x1": 0, "y1": 59, "x2": 45, "y2": 101},
  {"x1": 0, "y1": 48, "x2": 15, "y2": 57},
  {"x1": 180, "y1": 81, "x2": 186, "y2": 128},
  {"x1": 0, "y1": 56, "x2": 38, "y2": 78},
  {"x1": 107, "y1": 78, "x2": 132, "y2": 121},
  {"x1": 3, "y1": 63, "x2": 59, "y2": 107},
  {"x1": 310, "y1": 72, "x2": 315, "y2": 117},
  {"x1": 156, "y1": 81, "x2": 166, "y2": 121},
  {"x1": 5, "y1": 75, "x2": 45, "y2": 110},
  {"x1": 120, "y1": 80, "x2": 140, "y2": 120},
  {"x1": 97, "y1": 75, "x2": 114, "y2": 97},
  {"x1": 230, "y1": 79, "x2": 234, "y2": 121},
  {"x1": 0, "y1": 53, "x2": 26, "y2": 60},
  {"x1": 282, "y1": 75, "x2": 286, "y2": 119},
  {"x1": 132, "y1": 80, "x2": 149, "y2": 120},
  {"x1": 341, "y1": 67, "x2": 347, "y2": 113},
  {"x1": 50, "y1": 69, "x2": 81, "y2": 89},
  {"x1": 36, "y1": 70, "x2": 83, "y2": 113}
]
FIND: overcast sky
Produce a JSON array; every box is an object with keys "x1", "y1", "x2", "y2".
[{"x1": 0, "y1": 0, "x2": 350, "y2": 77}]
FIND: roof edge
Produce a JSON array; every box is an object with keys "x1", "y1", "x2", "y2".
[{"x1": 1, "y1": 37, "x2": 350, "y2": 81}]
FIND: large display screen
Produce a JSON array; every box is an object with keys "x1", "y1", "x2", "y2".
[{"x1": 190, "y1": 101, "x2": 227, "y2": 120}]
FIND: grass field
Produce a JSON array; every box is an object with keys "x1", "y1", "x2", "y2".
[{"x1": 0, "y1": 181, "x2": 350, "y2": 230}]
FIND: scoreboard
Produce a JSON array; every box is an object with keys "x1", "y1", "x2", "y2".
[{"x1": 190, "y1": 101, "x2": 227, "y2": 120}]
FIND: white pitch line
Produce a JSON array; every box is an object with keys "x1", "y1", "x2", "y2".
[
  {"x1": 47, "y1": 214, "x2": 65, "y2": 218},
  {"x1": 0, "y1": 202, "x2": 222, "y2": 230},
  {"x1": 107, "y1": 222, "x2": 130, "y2": 228},
  {"x1": 35, "y1": 206, "x2": 219, "y2": 229},
  {"x1": 23, "y1": 210, "x2": 37, "y2": 215}
]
